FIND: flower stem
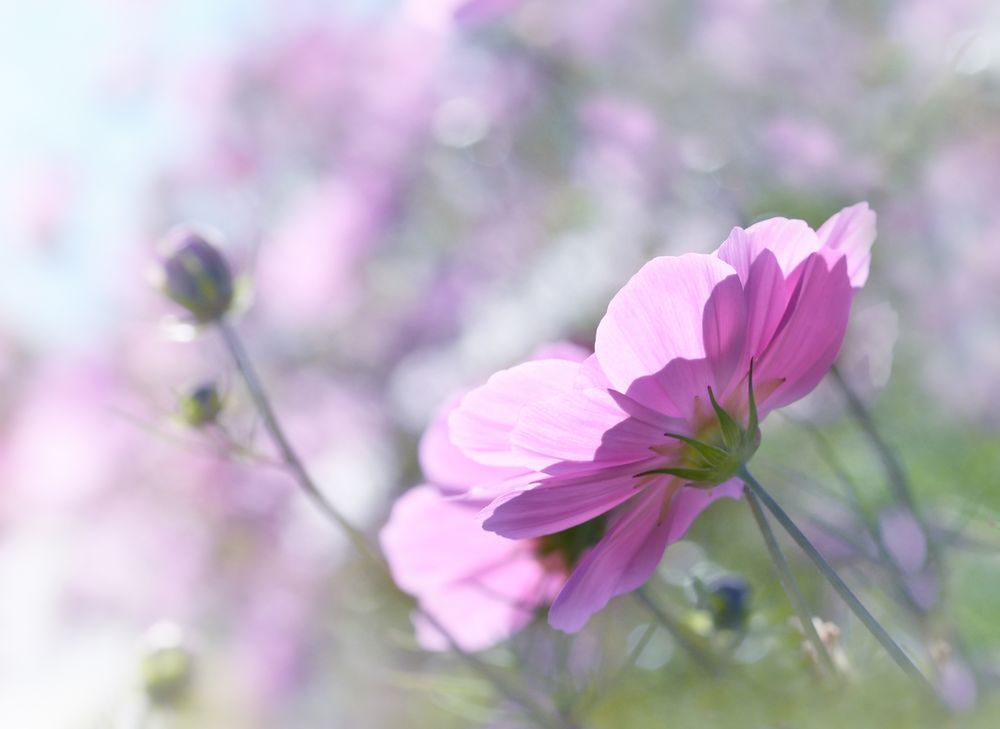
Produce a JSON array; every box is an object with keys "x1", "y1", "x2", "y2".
[
  {"x1": 829, "y1": 366, "x2": 913, "y2": 509},
  {"x1": 217, "y1": 320, "x2": 566, "y2": 728},
  {"x1": 634, "y1": 586, "x2": 722, "y2": 676},
  {"x1": 217, "y1": 321, "x2": 379, "y2": 564},
  {"x1": 743, "y1": 485, "x2": 837, "y2": 675},
  {"x1": 828, "y1": 366, "x2": 941, "y2": 572},
  {"x1": 738, "y1": 466, "x2": 933, "y2": 692}
]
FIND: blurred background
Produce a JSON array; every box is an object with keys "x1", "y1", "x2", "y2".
[{"x1": 2, "y1": 0, "x2": 1000, "y2": 726}]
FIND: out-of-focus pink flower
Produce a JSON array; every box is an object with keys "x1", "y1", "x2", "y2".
[
  {"x1": 935, "y1": 650, "x2": 979, "y2": 713},
  {"x1": 450, "y1": 204, "x2": 876, "y2": 631},
  {"x1": 257, "y1": 180, "x2": 375, "y2": 329},
  {"x1": 381, "y1": 484, "x2": 561, "y2": 651},
  {"x1": 0, "y1": 361, "x2": 131, "y2": 514},
  {"x1": 381, "y1": 346, "x2": 588, "y2": 651},
  {"x1": 452, "y1": 0, "x2": 524, "y2": 27}
]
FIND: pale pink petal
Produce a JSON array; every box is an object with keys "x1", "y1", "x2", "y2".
[
  {"x1": 716, "y1": 218, "x2": 821, "y2": 280},
  {"x1": 482, "y1": 466, "x2": 642, "y2": 539},
  {"x1": 547, "y1": 479, "x2": 742, "y2": 632},
  {"x1": 419, "y1": 394, "x2": 523, "y2": 494},
  {"x1": 531, "y1": 341, "x2": 591, "y2": 363},
  {"x1": 411, "y1": 555, "x2": 551, "y2": 652},
  {"x1": 575, "y1": 353, "x2": 613, "y2": 388},
  {"x1": 816, "y1": 203, "x2": 876, "y2": 288},
  {"x1": 381, "y1": 487, "x2": 554, "y2": 652},
  {"x1": 754, "y1": 254, "x2": 853, "y2": 411},
  {"x1": 381, "y1": 485, "x2": 527, "y2": 591},
  {"x1": 449, "y1": 358, "x2": 582, "y2": 466},
  {"x1": 510, "y1": 388, "x2": 670, "y2": 470},
  {"x1": 594, "y1": 253, "x2": 746, "y2": 415},
  {"x1": 738, "y1": 250, "x2": 797, "y2": 363}
]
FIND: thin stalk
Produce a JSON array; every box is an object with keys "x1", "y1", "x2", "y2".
[
  {"x1": 634, "y1": 586, "x2": 721, "y2": 676},
  {"x1": 829, "y1": 366, "x2": 913, "y2": 508},
  {"x1": 744, "y1": 485, "x2": 837, "y2": 675},
  {"x1": 577, "y1": 622, "x2": 658, "y2": 715},
  {"x1": 218, "y1": 321, "x2": 378, "y2": 563},
  {"x1": 216, "y1": 320, "x2": 565, "y2": 728},
  {"x1": 828, "y1": 366, "x2": 941, "y2": 573},
  {"x1": 738, "y1": 466, "x2": 933, "y2": 692},
  {"x1": 784, "y1": 413, "x2": 926, "y2": 613}
]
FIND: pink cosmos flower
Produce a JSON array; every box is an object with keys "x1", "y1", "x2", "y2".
[
  {"x1": 381, "y1": 345, "x2": 590, "y2": 651},
  {"x1": 449, "y1": 204, "x2": 876, "y2": 632}
]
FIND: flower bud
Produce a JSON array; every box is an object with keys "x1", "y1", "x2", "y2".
[
  {"x1": 705, "y1": 575, "x2": 752, "y2": 631},
  {"x1": 139, "y1": 622, "x2": 194, "y2": 707},
  {"x1": 160, "y1": 227, "x2": 234, "y2": 323},
  {"x1": 178, "y1": 383, "x2": 223, "y2": 427}
]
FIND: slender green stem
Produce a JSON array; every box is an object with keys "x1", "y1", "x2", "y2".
[
  {"x1": 217, "y1": 320, "x2": 565, "y2": 728},
  {"x1": 829, "y1": 366, "x2": 913, "y2": 509},
  {"x1": 829, "y1": 366, "x2": 941, "y2": 574},
  {"x1": 634, "y1": 586, "x2": 721, "y2": 675},
  {"x1": 782, "y1": 412, "x2": 926, "y2": 613},
  {"x1": 743, "y1": 486, "x2": 837, "y2": 674},
  {"x1": 738, "y1": 466, "x2": 933, "y2": 692},
  {"x1": 218, "y1": 321, "x2": 379, "y2": 563}
]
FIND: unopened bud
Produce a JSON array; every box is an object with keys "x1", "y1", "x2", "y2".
[
  {"x1": 179, "y1": 383, "x2": 223, "y2": 427},
  {"x1": 159, "y1": 227, "x2": 234, "y2": 323},
  {"x1": 705, "y1": 575, "x2": 752, "y2": 631},
  {"x1": 139, "y1": 622, "x2": 194, "y2": 707}
]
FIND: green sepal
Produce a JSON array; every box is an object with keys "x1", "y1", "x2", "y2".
[
  {"x1": 634, "y1": 466, "x2": 719, "y2": 482},
  {"x1": 707, "y1": 386, "x2": 743, "y2": 450},
  {"x1": 663, "y1": 431, "x2": 730, "y2": 464}
]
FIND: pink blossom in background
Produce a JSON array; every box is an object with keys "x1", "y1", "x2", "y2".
[
  {"x1": 577, "y1": 96, "x2": 663, "y2": 196},
  {"x1": 381, "y1": 345, "x2": 589, "y2": 651},
  {"x1": 452, "y1": 0, "x2": 524, "y2": 27},
  {"x1": 382, "y1": 484, "x2": 562, "y2": 651},
  {"x1": 448, "y1": 204, "x2": 876, "y2": 631},
  {"x1": 257, "y1": 179, "x2": 375, "y2": 330},
  {"x1": 0, "y1": 361, "x2": 132, "y2": 515}
]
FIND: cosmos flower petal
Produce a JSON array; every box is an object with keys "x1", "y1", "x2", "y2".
[
  {"x1": 482, "y1": 467, "x2": 640, "y2": 540},
  {"x1": 547, "y1": 480, "x2": 741, "y2": 632},
  {"x1": 510, "y1": 387, "x2": 671, "y2": 470},
  {"x1": 594, "y1": 253, "x2": 746, "y2": 415},
  {"x1": 381, "y1": 486, "x2": 521, "y2": 589},
  {"x1": 419, "y1": 394, "x2": 524, "y2": 493},
  {"x1": 411, "y1": 555, "x2": 553, "y2": 652},
  {"x1": 754, "y1": 254, "x2": 853, "y2": 411},
  {"x1": 449, "y1": 358, "x2": 583, "y2": 466},
  {"x1": 716, "y1": 217, "x2": 822, "y2": 281},
  {"x1": 381, "y1": 485, "x2": 553, "y2": 651},
  {"x1": 816, "y1": 202, "x2": 876, "y2": 288}
]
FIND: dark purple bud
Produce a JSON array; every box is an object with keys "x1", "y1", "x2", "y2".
[
  {"x1": 706, "y1": 575, "x2": 752, "y2": 631},
  {"x1": 160, "y1": 227, "x2": 234, "y2": 323},
  {"x1": 179, "y1": 382, "x2": 223, "y2": 427}
]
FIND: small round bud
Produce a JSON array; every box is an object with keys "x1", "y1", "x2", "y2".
[
  {"x1": 706, "y1": 575, "x2": 752, "y2": 631},
  {"x1": 178, "y1": 383, "x2": 223, "y2": 427},
  {"x1": 159, "y1": 227, "x2": 234, "y2": 323},
  {"x1": 139, "y1": 622, "x2": 194, "y2": 707}
]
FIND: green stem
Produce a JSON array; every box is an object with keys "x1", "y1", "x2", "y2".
[
  {"x1": 829, "y1": 366, "x2": 913, "y2": 509},
  {"x1": 829, "y1": 366, "x2": 941, "y2": 574},
  {"x1": 634, "y1": 586, "x2": 721, "y2": 676},
  {"x1": 218, "y1": 321, "x2": 378, "y2": 564},
  {"x1": 217, "y1": 320, "x2": 565, "y2": 728},
  {"x1": 783, "y1": 412, "x2": 926, "y2": 613},
  {"x1": 743, "y1": 486, "x2": 837, "y2": 674},
  {"x1": 738, "y1": 466, "x2": 932, "y2": 692}
]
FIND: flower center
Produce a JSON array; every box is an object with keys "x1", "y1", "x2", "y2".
[
  {"x1": 536, "y1": 514, "x2": 608, "y2": 569},
  {"x1": 634, "y1": 363, "x2": 762, "y2": 488}
]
